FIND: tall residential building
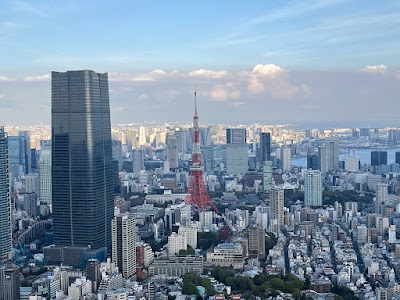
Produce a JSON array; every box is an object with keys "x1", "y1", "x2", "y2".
[
  {"x1": 0, "y1": 264, "x2": 20, "y2": 300},
  {"x1": 262, "y1": 160, "x2": 273, "y2": 194},
  {"x1": 132, "y1": 148, "x2": 145, "y2": 174},
  {"x1": 325, "y1": 137, "x2": 339, "y2": 171},
  {"x1": 259, "y1": 132, "x2": 271, "y2": 165},
  {"x1": 396, "y1": 152, "x2": 400, "y2": 165},
  {"x1": 166, "y1": 134, "x2": 179, "y2": 169},
  {"x1": 304, "y1": 169, "x2": 322, "y2": 207},
  {"x1": 375, "y1": 183, "x2": 388, "y2": 215},
  {"x1": 52, "y1": 70, "x2": 113, "y2": 250},
  {"x1": 39, "y1": 140, "x2": 52, "y2": 209},
  {"x1": 0, "y1": 127, "x2": 12, "y2": 262},
  {"x1": 270, "y1": 188, "x2": 284, "y2": 236},
  {"x1": 281, "y1": 147, "x2": 291, "y2": 172},
  {"x1": 139, "y1": 126, "x2": 146, "y2": 146},
  {"x1": 371, "y1": 150, "x2": 388, "y2": 166},
  {"x1": 112, "y1": 214, "x2": 138, "y2": 278},
  {"x1": 226, "y1": 128, "x2": 248, "y2": 174},
  {"x1": 248, "y1": 226, "x2": 266, "y2": 259},
  {"x1": 318, "y1": 146, "x2": 328, "y2": 174}
]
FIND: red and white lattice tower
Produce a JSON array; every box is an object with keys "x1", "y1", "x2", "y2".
[{"x1": 186, "y1": 91, "x2": 218, "y2": 213}]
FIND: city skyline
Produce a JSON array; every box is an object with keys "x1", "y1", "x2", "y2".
[{"x1": 0, "y1": 1, "x2": 399, "y2": 125}]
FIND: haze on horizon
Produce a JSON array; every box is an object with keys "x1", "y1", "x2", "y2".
[{"x1": 0, "y1": 0, "x2": 399, "y2": 126}]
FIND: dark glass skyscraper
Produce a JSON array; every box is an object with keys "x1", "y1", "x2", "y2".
[
  {"x1": 0, "y1": 127, "x2": 12, "y2": 262},
  {"x1": 371, "y1": 150, "x2": 387, "y2": 166},
  {"x1": 52, "y1": 70, "x2": 113, "y2": 250},
  {"x1": 260, "y1": 132, "x2": 271, "y2": 164}
]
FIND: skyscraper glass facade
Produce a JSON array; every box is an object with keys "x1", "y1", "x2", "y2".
[{"x1": 52, "y1": 70, "x2": 113, "y2": 250}]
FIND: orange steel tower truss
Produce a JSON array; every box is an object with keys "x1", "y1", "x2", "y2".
[{"x1": 185, "y1": 91, "x2": 219, "y2": 213}]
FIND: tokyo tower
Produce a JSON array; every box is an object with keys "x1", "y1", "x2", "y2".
[{"x1": 186, "y1": 91, "x2": 219, "y2": 213}]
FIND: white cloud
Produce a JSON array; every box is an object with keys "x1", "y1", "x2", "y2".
[
  {"x1": 188, "y1": 69, "x2": 228, "y2": 79},
  {"x1": 24, "y1": 74, "x2": 50, "y2": 81},
  {"x1": 209, "y1": 84, "x2": 241, "y2": 101},
  {"x1": 149, "y1": 69, "x2": 166, "y2": 75},
  {"x1": 361, "y1": 64, "x2": 387, "y2": 73},
  {"x1": 248, "y1": 63, "x2": 310, "y2": 98},
  {"x1": 0, "y1": 76, "x2": 11, "y2": 81},
  {"x1": 252, "y1": 64, "x2": 284, "y2": 76}
]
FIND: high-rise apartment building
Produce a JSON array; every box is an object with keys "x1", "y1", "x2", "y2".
[
  {"x1": 281, "y1": 147, "x2": 291, "y2": 172},
  {"x1": 226, "y1": 128, "x2": 248, "y2": 174},
  {"x1": 0, "y1": 127, "x2": 12, "y2": 262},
  {"x1": 132, "y1": 148, "x2": 145, "y2": 174},
  {"x1": 39, "y1": 140, "x2": 52, "y2": 209},
  {"x1": 304, "y1": 169, "x2": 322, "y2": 207},
  {"x1": 371, "y1": 150, "x2": 388, "y2": 166},
  {"x1": 259, "y1": 132, "x2": 271, "y2": 165},
  {"x1": 112, "y1": 214, "x2": 138, "y2": 278},
  {"x1": 270, "y1": 188, "x2": 284, "y2": 236},
  {"x1": 139, "y1": 126, "x2": 146, "y2": 146},
  {"x1": 375, "y1": 183, "x2": 388, "y2": 215},
  {"x1": 52, "y1": 70, "x2": 113, "y2": 250},
  {"x1": 168, "y1": 232, "x2": 187, "y2": 256},
  {"x1": 325, "y1": 137, "x2": 339, "y2": 171},
  {"x1": 166, "y1": 134, "x2": 179, "y2": 169}
]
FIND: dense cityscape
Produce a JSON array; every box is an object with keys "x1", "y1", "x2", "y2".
[
  {"x1": 1, "y1": 1, "x2": 400, "y2": 300},
  {"x1": 0, "y1": 69, "x2": 400, "y2": 300}
]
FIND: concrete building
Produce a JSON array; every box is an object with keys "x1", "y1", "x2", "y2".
[
  {"x1": 248, "y1": 226, "x2": 266, "y2": 259},
  {"x1": 168, "y1": 232, "x2": 187, "y2": 256},
  {"x1": 344, "y1": 157, "x2": 360, "y2": 172},
  {"x1": 206, "y1": 243, "x2": 245, "y2": 269},
  {"x1": 304, "y1": 169, "x2": 322, "y2": 207},
  {"x1": 226, "y1": 128, "x2": 248, "y2": 175},
  {"x1": 112, "y1": 214, "x2": 138, "y2": 278},
  {"x1": 376, "y1": 183, "x2": 388, "y2": 215},
  {"x1": 0, "y1": 264, "x2": 20, "y2": 300},
  {"x1": 148, "y1": 256, "x2": 203, "y2": 277},
  {"x1": 270, "y1": 188, "x2": 284, "y2": 236},
  {"x1": 139, "y1": 126, "x2": 146, "y2": 146},
  {"x1": 178, "y1": 226, "x2": 198, "y2": 249},
  {"x1": 281, "y1": 147, "x2": 291, "y2": 172},
  {"x1": 166, "y1": 134, "x2": 179, "y2": 169},
  {"x1": 325, "y1": 136, "x2": 339, "y2": 170}
]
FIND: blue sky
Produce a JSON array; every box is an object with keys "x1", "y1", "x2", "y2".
[{"x1": 0, "y1": 0, "x2": 400, "y2": 125}]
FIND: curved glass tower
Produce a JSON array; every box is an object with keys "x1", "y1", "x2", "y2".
[{"x1": 51, "y1": 70, "x2": 113, "y2": 250}]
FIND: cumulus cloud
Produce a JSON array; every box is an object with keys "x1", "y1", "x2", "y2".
[
  {"x1": 247, "y1": 63, "x2": 310, "y2": 98},
  {"x1": 24, "y1": 74, "x2": 50, "y2": 81},
  {"x1": 361, "y1": 64, "x2": 387, "y2": 73},
  {"x1": 207, "y1": 83, "x2": 241, "y2": 101},
  {"x1": 188, "y1": 69, "x2": 228, "y2": 78},
  {"x1": 149, "y1": 69, "x2": 166, "y2": 75},
  {"x1": 252, "y1": 64, "x2": 284, "y2": 76}
]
